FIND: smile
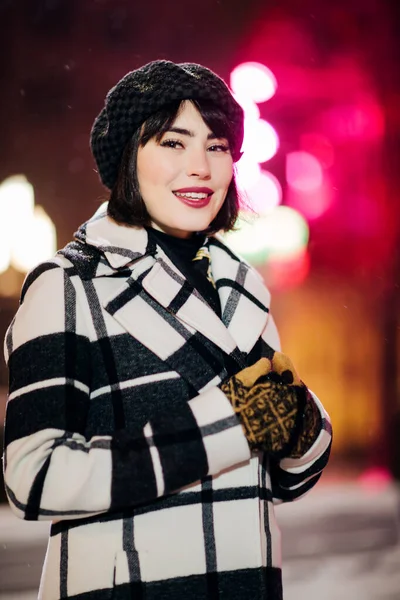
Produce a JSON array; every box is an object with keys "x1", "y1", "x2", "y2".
[
  {"x1": 174, "y1": 192, "x2": 210, "y2": 199},
  {"x1": 173, "y1": 191, "x2": 212, "y2": 208}
]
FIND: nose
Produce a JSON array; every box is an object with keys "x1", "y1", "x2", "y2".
[{"x1": 186, "y1": 147, "x2": 211, "y2": 179}]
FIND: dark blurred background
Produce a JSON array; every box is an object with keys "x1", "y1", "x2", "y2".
[{"x1": 0, "y1": 1, "x2": 400, "y2": 597}]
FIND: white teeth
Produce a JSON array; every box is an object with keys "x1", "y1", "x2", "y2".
[{"x1": 174, "y1": 192, "x2": 209, "y2": 199}]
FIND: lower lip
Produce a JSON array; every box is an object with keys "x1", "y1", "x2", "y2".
[{"x1": 173, "y1": 193, "x2": 212, "y2": 209}]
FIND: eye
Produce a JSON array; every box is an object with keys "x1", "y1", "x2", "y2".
[
  {"x1": 208, "y1": 143, "x2": 230, "y2": 153},
  {"x1": 160, "y1": 139, "x2": 184, "y2": 149}
]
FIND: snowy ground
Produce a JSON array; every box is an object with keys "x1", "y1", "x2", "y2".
[
  {"x1": 277, "y1": 483, "x2": 400, "y2": 600},
  {"x1": 1, "y1": 481, "x2": 399, "y2": 600}
]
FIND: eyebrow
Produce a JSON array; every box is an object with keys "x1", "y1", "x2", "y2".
[{"x1": 166, "y1": 127, "x2": 221, "y2": 140}]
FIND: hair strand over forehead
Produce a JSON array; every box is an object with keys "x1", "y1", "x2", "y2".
[{"x1": 139, "y1": 99, "x2": 237, "y2": 149}]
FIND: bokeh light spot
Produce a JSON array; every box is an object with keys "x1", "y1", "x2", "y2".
[
  {"x1": 287, "y1": 185, "x2": 333, "y2": 221},
  {"x1": 0, "y1": 175, "x2": 35, "y2": 230},
  {"x1": 230, "y1": 62, "x2": 277, "y2": 103},
  {"x1": 224, "y1": 206, "x2": 309, "y2": 267},
  {"x1": 261, "y1": 206, "x2": 309, "y2": 259},
  {"x1": 0, "y1": 238, "x2": 11, "y2": 275},
  {"x1": 246, "y1": 170, "x2": 282, "y2": 215},
  {"x1": 233, "y1": 93, "x2": 260, "y2": 123},
  {"x1": 266, "y1": 250, "x2": 310, "y2": 291},
  {"x1": 286, "y1": 151, "x2": 323, "y2": 192},
  {"x1": 224, "y1": 214, "x2": 270, "y2": 265},
  {"x1": 0, "y1": 175, "x2": 57, "y2": 275},
  {"x1": 11, "y1": 206, "x2": 57, "y2": 273},
  {"x1": 235, "y1": 155, "x2": 261, "y2": 192},
  {"x1": 358, "y1": 467, "x2": 392, "y2": 493},
  {"x1": 242, "y1": 119, "x2": 279, "y2": 164}
]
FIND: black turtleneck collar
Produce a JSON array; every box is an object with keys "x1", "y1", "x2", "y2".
[
  {"x1": 146, "y1": 227, "x2": 221, "y2": 317},
  {"x1": 147, "y1": 227, "x2": 206, "y2": 264}
]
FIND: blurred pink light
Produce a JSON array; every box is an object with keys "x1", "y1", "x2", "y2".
[
  {"x1": 230, "y1": 62, "x2": 277, "y2": 103},
  {"x1": 358, "y1": 467, "x2": 392, "y2": 493},
  {"x1": 247, "y1": 170, "x2": 282, "y2": 214},
  {"x1": 323, "y1": 101, "x2": 385, "y2": 141},
  {"x1": 300, "y1": 133, "x2": 335, "y2": 169},
  {"x1": 233, "y1": 93, "x2": 260, "y2": 122},
  {"x1": 287, "y1": 185, "x2": 332, "y2": 221},
  {"x1": 286, "y1": 151, "x2": 323, "y2": 193},
  {"x1": 266, "y1": 249, "x2": 310, "y2": 291},
  {"x1": 242, "y1": 119, "x2": 279, "y2": 163},
  {"x1": 235, "y1": 155, "x2": 261, "y2": 191}
]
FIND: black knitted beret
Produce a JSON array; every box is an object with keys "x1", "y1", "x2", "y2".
[{"x1": 90, "y1": 60, "x2": 244, "y2": 189}]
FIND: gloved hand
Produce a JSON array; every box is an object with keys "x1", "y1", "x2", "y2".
[{"x1": 220, "y1": 352, "x2": 321, "y2": 459}]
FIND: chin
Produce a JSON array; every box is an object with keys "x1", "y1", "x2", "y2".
[
  {"x1": 179, "y1": 219, "x2": 213, "y2": 234},
  {"x1": 168, "y1": 213, "x2": 216, "y2": 235}
]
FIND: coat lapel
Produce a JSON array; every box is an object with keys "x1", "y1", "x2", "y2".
[
  {"x1": 100, "y1": 253, "x2": 237, "y2": 393},
  {"x1": 80, "y1": 207, "x2": 270, "y2": 375},
  {"x1": 209, "y1": 238, "x2": 270, "y2": 353},
  {"x1": 141, "y1": 253, "x2": 238, "y2": 355}
]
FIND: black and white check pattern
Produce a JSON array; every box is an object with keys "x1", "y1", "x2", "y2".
[{"x1": 3, "y1": 206, "x2": 332, "y2": 600}]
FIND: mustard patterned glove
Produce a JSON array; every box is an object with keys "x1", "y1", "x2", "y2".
[{"x1": 220, "y1": 353, "x2": 321, "y2": 458}]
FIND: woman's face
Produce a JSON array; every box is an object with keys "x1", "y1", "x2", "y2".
[{"x1": 137, "y1": 100, "x2": 234, "y2": 238}]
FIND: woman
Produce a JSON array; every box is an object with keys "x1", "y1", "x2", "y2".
[{"x1": 3, "y1": 60, "x2": 332, "y2": 600}]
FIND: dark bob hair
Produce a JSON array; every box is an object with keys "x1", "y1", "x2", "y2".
[{"x1": 107, "y1": 99, "x2": 241, "y2": 235}]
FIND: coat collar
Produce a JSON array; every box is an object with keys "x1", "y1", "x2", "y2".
[
  {"x1": 76, "y1": 204, "x2": 151, "y2": 272},
  {"x1": 76, "y1": 205, "x2": 270, "y2": 356}
]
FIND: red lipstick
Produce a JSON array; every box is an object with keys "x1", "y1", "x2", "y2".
[
  {"x1": 173, "y1": 187, "x2": 214, "y2": 194},
  {"x1": 173, "y1": 187, "x2": 214, "y2": 209}
]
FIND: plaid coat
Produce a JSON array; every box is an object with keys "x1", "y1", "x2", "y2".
[{"x1": 3, "y1": 207, "x2": 332, "y2": 600}]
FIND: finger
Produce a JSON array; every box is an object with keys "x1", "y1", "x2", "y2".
[
  {"x1": 236, "y1": 357, "x2": 273, "y2": 388},
  {"x1": 271, "y1": 352, "x2": 301, "y2": 385}
]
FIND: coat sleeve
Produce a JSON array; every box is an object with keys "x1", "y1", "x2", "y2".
[
  {"x1": 3, "y1": 263, "x2": 251, "y2": 521},
  {"x1": 261, "y1": 313, "x2": 333, "y2": 503}
]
